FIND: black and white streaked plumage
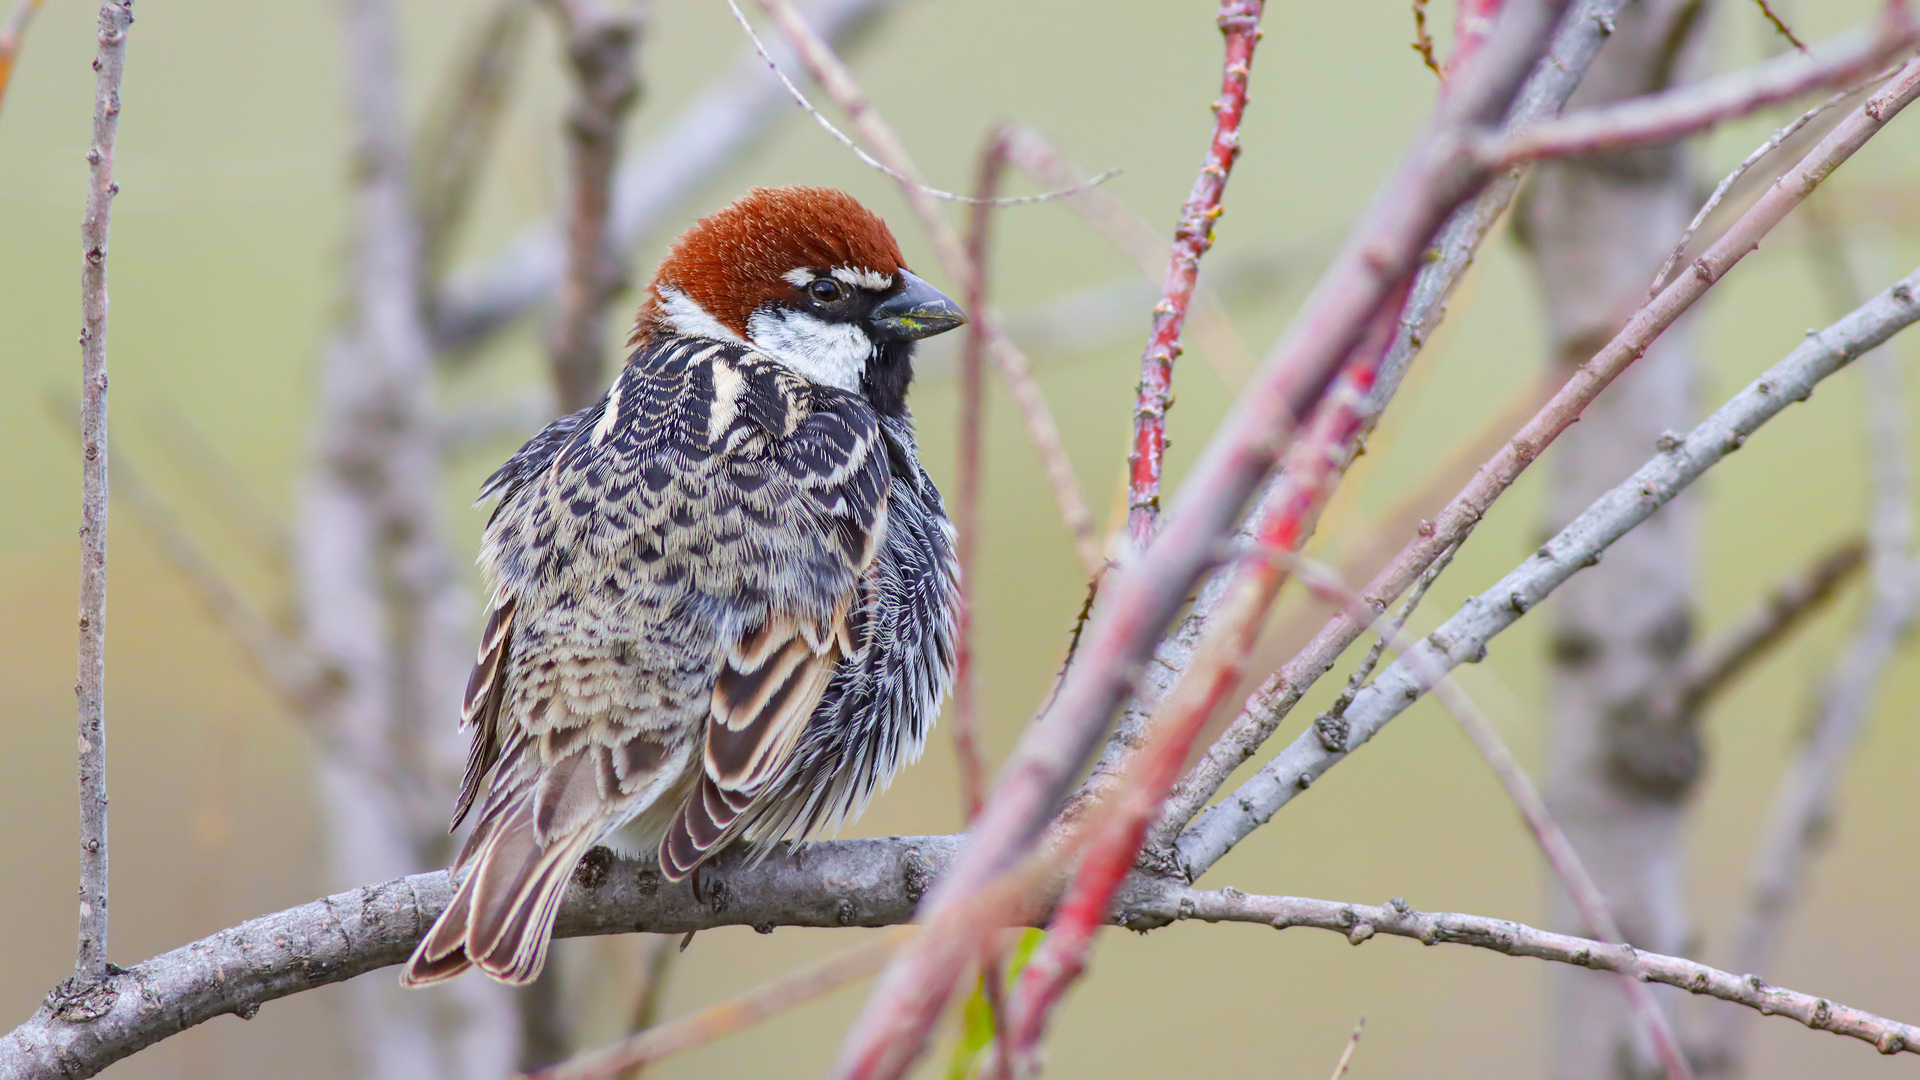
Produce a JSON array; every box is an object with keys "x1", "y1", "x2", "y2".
[{"x1": 402, "y1": 187, "x2": 964, "y2": 987}]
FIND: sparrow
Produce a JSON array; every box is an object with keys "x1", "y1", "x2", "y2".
[{"x1": 402, "y1": 186, "x2": 964, "y2": 987}]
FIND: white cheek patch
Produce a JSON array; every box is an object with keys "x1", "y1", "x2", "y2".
[
  {"x1": 746, "y1": 307, "x2": 872, "y2": 393},
  {"x1": 654, "y1": 285, "x2": 751, "y2": 347},
  {"x1": 831, "y1": 266, "x2": 893, "y2": 291}
]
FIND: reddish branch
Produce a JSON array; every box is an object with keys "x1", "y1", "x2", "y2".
[
  {"x1": 1448, "y1": 0, "x2": 1504, "y2": 78},
  {"x1": 1000, "y1": 298, "x2": 1404, "y2": 1068},
  {"x1": 1164, "y1": 50, "x2": 1920, "y2": 852},
  {"x1": 1125, "y1": 0, "x2": 1265, "y2": 546}
]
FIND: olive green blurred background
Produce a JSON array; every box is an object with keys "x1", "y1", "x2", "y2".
[{"x1": 4, "y1": 0, "x2": 1920, "y2": 1076}]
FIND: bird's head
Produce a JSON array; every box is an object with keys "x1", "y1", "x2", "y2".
[{"x1": 632, "y1": 186, "x2": 967, "y2": 417}]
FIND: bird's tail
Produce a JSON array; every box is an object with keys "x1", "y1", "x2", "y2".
[{"x1": 401, "y1": 799, "x2": 598, "y2": 987}]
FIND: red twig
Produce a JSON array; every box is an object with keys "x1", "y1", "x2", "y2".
[
  {"x1": 1125, "y1": 0, "x2": 1265, "y2": 547},
  {"x1": 953, "y1": 128, "x2": 1014, "y2": 824},
  {"x1": 1448, "y1": 0, "x2": 1504, "y2": 78},
  {"x1": 999, "y1": 294, "x2": 1405, "y2": 1070}
]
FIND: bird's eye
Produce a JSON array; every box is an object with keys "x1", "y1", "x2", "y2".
[{"x1": 807, "y1": 277, "x2": 845, "y2": 303}]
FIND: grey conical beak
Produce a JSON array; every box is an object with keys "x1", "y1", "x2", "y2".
[{"x1": 866, "y1": 269, "x2": 967, "y2": 342}]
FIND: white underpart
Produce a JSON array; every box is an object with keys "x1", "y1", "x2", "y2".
[
  {"x1": 655, "y1": 285, "x2": 752, "y2": 348},
  {"x1": 831, "y1": 266, "x2": 893, "y2": 290},
  {"x1": 746, "y1": 307, "x2": 872, "y2": 394}
]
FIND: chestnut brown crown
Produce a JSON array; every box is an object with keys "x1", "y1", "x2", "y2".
[{"x1": 634, "y1": 186, "x2": 908, "y2": 343}]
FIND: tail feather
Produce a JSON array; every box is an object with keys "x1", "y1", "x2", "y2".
[{"x1": 401, "y1": 798, "x2": 598, "y2": 987}]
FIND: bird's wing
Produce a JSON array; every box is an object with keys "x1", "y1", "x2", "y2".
[{"x1": 659, "y1": 389, "x2": 892, "y2": 879}]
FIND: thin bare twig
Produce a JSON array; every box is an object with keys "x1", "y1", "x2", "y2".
[
  {"x1": 1177, "y1": 261, "x2": 1920, "y2": 882},
  {"x1": 1649, "y1": 74, "x2": 1880, "y2": 298},
  {"x1": 1125, "y1": 0, "x2": 1266, "y2": 547},
  {"x1": 543, "y1": 0, "x2": 643, "y2": 412},
  {"x1": 49, "y1": 403, "x2": 346, "y2": 720},
  {"x1": 525, "y1": 929, "x2": 915, "y2": 1080},
  {"x1": 751, "y1": 0, "x2": 1101, "y2": 572},
  {"x1": 1326, "y1": 1018, "x2": 1364, "y2": 1080},
  {"x1": 1412, "y1": 0, "x2": 1441, "y2": 77},
  {"x1": 70, "y1": 0, "x2": 135, "y2": 997},
  {"x1": 1658, "y1": 535, "x2": 1867, "y2": 724},
  {"x1": 1703, "y1": 208, "x2": 1920, "y2": 1072},
  {"x1": 1752, "y1": 0, "x2": 1810, "y2": 53},
  {"x1": 998, "y1": 124, "x2": 1256, "y2": 383},
  {"x1": 0, "y1": 0, "x2": 47, "y2": 116},
  {"x1": 1166, "y1": 52, "x2": 1920, "y2": 850},
  {"x1": 1484, "y1": 10, "x2": 1920, "y2": 167},
  {"x1": 725, "y1": 0, "x2": 1115, "y2": 208},
  {"x1": 413, "y1": 0, "x2": 532, "y2": 286},
  {"x1": 952, "y1": 128, "x2": 1010, "y2": 824}
]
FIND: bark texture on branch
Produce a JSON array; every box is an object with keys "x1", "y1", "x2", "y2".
[
  {"x1": 10, "y1": 835, "x2": 1920, "y2": 1080},
  {"x1": 69, "y1": 0, "x2": 134, "y2": 1000},
  {"x1": 1516, "y1": 2, "x2": 1710, "y2": 1074}
]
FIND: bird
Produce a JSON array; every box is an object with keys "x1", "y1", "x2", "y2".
[{"x1": 402, "y1": 186, "x2": 965, "y2": 987}]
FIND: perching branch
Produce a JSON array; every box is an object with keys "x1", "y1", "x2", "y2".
[
  {"x1": 10, "y1": 837, "x2": 1920, "y2": 1079},
  {"x1": 1177, "y1": 261, "x2": 1920, "y2": 879},
  {"x1": 69, "y1": 0, "x2": 135, "y2": 999},
  {"x1": 1125, "y1": 0, "x2": 1265, "y2": 546}
]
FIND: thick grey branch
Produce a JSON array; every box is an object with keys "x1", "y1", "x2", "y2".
[
  {"x1": 1178, "y1": 264, "x2": 1920, "y2": 878},
  {"x1": 10, "y1": 836, "x2": 1920, "y2": 1079}
]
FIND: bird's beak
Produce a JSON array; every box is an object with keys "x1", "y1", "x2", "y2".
[{"x1": 866, "y1": 269, "x2": 967, "y2": 342}]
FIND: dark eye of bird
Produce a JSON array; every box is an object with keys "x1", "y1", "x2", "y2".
[{"x1": 808, "y1": 277, "x2": 845, "y2": 304}]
